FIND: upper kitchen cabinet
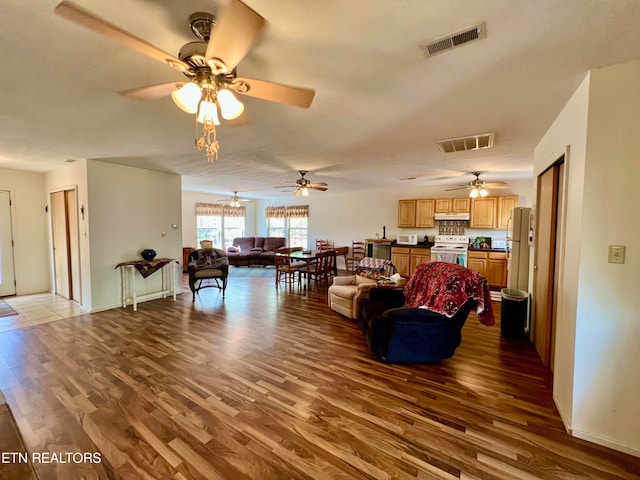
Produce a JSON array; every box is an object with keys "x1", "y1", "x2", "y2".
[
  {"x1": 398, "y1": 199, "x2": 435, "y2": 228},
  {"x1": 435, "y1": 198, "x2": 470, "y2": 214},
  {"x1": 497, "y1": 195, "x2": 519, "y2": 230},
  {"x1": 469, "y1": 197, "x2": 498, "y2": 229},
  {"x1": 415, "y1": 199, "x2": 435, "y2": 228},
  {"x1": 470, "y1": 195, "x2": 519, "y2": 229},
  {"x1": 398, "y1": 200, "x2": 417, "y2": 227}
]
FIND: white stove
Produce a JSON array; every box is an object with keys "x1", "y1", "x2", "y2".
[{"x1": 430, "y1": 235, "x2": 469, "y2": 266}]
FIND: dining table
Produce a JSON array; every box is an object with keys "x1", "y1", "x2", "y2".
[
  {"x1": 277, "y1": 247, "x2": 348, "y2": 290},
  {"x1": 279, "y1": 249, "x2": 320, "y2": 290}
]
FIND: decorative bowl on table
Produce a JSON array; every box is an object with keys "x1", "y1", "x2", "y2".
[{"x1": 140, "y1": 249, "x2": 157, "y2": 261}]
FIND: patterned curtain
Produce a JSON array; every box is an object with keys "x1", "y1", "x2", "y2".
[
  {"x1": 265, "y1": 205, "x2": 309, "y2": 218},
  {"x1": 265, "y1": 206, "x2": 287, "y2": 218},
  {"x1": 286, "y1": 205, "x2": 309, "y2": 218},
  {"x1": 223, "y1": 205, "x2": 246, "y2": 217},
  {"x1": 196, "y1": 202, "x2": 224, "y2": 216}
]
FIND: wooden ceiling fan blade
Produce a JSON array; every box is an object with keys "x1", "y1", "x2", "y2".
[
  {"x1": 485, "y1": 184, "x2": 509, "y2": 189},
  {"x1": 205, "y1": 0, "x2": 266, "y2": 71},
  {"x1": 310, "y1": 185, "x2": 328, "y2": 191},
  {"x1": 54, "y1": 1, "x2": 189, "y2": 73},
  {"x1": 235, "y1": 77, "x2": 315, "y2": 108},
  {"x1": 445, "y1": 187, "x2": 468, "y2": 191},
  {"x1": 118, "y1": 82, "x2": 184, "y2": 100}
]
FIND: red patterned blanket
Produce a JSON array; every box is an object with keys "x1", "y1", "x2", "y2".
[{"x1": 403, "y1": 262, "x2": 495, "y2": 326}]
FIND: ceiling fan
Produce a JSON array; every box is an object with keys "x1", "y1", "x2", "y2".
[
  {"x1": 218, "y1": 191, "x2": 250, "y2": 207},
  {"x1": 274, "y1": 171, "x2": 328, "y2": 197},
  {"x1": 53, "y1": 0, "x2": 315, "y2": 161},
  {"x1": 446, "y1": 171, "x2": 508, "y2": 198}
]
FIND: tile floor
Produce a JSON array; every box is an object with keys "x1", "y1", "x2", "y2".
[{"x1": 0, "y1": 293, "x2": 85, "y2": 333}]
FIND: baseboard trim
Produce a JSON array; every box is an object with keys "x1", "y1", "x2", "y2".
[{"x1": 572, "y1": 428, "x2": 640, "y2": 457}]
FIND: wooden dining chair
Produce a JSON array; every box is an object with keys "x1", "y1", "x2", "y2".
[
  {"x1": 316, "y1": 239, "x2": 334, "y2": 251},
  {"x1": 274, "y1": 250, "x2": 303, "y2": 290},
  {"x1": 302, "y1": 250, "x2": 333, "y2": 291},
  {"x1": 346, "y1": 241, "x2": 366, "y2": 272}
]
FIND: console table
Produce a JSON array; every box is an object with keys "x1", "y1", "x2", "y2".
[{"x1": 115, "y1": 258, "x2": 178, "y2": 311}]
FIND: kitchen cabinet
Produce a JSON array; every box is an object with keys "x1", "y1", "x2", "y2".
[
  {"x1": 435, "y1": 197, "x2": 470, "y2": 213},
  {"x1": 391, "y1": 246, "x2": 431, "y2": 277},
  {"x1": 470, "y1": 197, "x2": 498, "y2": 229},
  {"x1": 497, "y1": 195, "x2": 519, "y2": 230},
  {"x1": 415, "y1": 199, "x2": 435, "y2": 227},
  {"x1": 398, "y1": 200, "x2": 416, "y2": 228},
  {"x1": 467, "y1": 250, "x2": 507, "y2": 288},
  {"x1": 470, "y1": 195, "x2": 519, "y2": 230},
  {"x1": 391, "y1": 247, "x2": 411, "y2": 276},
  {"x1": 397, "y1": 199, "x2": 435, "y2": 228}
]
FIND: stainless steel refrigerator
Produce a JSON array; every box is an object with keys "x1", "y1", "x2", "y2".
[{"x1": 506, "y1": 207, "x2": 531, "y2": 291}]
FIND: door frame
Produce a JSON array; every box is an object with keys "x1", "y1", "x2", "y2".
[
  {"x1": 49, "y1": 185, "x2": 82, "y2": 303},
  {"x1": 0, "y1": 189, "x2": 17, "y2": 296},
  {"x1": 531, "y1": 147, "x2": 570, "y2": 369}
]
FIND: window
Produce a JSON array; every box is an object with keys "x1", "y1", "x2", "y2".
[
  {"x1": 223, "y1": 216, "x2": 245, "y2": 249},
  {"x1": 196, "y1": 203, "x2": 245, "y2": 248},
  {"x1": 288, "y1": 217, "x2": 308, "y2": 248},
  {"x1": 265, "y1": 205, "x2": 308, "y2": 248},
  {"x1": 197, "y1": 214, "x2": 222, "y2": 246}
]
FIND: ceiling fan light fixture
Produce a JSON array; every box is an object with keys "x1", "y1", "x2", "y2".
[
  {"x1": 301, "y1": 187, "x2": 309, "y2": 197},
  {"x1": 479, "y1": 187, "x2": 488, "y2": 197},
  {"x1": 217, "y1": 89, "x2": 244, "y2": 120},
  {"x1": 196, "y1": 90, "x2": 220, "y2": 125},
  {"x1": 469, "y1": 187, "x2": 479, "y2": 198},
  {"x1": 171, "y1": 82, "x2": 201, "y2": 113}
]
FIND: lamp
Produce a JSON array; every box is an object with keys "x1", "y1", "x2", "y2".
[
  {"x1": 295, "y1": 186, "x2": 309, "y2": 197},
  {"x1": 171, "y1": 82, "x2": 201, "y2": 114},
  {"x1": 229, "y1": 199, "x2": 240, "y2": 208},
  {"x1": 217, "y1": 89, "x2": 244, "y2": 120},
  {"x1": 469, "y1": 186, "x2": 489, "y2": 198},
  {"x1": 172, "y1": 79, "x2": 245, "y2": 162}
]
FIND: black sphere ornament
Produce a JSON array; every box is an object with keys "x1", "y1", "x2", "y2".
[{"x1": 140, "y1": 249, "x2": 157, "y2": 261}]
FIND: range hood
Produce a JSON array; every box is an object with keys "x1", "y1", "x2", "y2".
[{"x1": 434, "y1": 212, "x2": 470, "y2": 221}]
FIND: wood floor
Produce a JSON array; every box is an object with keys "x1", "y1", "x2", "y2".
[{"x1": 1, "y1": 269, "x2": 638, "y2": 479}]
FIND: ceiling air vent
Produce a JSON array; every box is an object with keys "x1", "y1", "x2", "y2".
[
  {"x1": 436, "y1": 132, "x2": 495, "y2": 154},
  {"x1": 420, "y1": 22, "x2": 486, "y2": 57}
]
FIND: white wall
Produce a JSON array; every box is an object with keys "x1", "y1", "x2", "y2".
[
  {"x1": 574, "y1": 61, "x2": 640, "y2": 454},
  {"x1": 87, "y1": 161, "x2": 182, "y2": 312},
  {"x1": 46, "y1": 160, "x2": 91, "y2": 310},
  {"x1": 0, "y1": 168, "x2": 50, "y2": 295},
  {"x1": 535, "y1": 59, "x2": 640, "y2": 457}
]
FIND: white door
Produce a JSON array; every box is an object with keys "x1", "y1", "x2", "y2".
[{"x1": 0, "y1": 190, "x2": 16, "y2": 296}]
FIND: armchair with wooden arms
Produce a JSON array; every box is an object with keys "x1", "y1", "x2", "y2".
[{"x1": 187, "y1": 248, "x2": 229, "y2": 300}]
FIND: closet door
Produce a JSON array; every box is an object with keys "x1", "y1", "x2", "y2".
[
  {"x1": 0, "y1": 191, "x2": 16, "y2": 296},
  {"x1": 51, "y1": 191, "x2": 71, "y2": 299}
]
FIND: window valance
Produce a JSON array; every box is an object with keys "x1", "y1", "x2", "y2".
[
  {"x1": 196, "y1": 202, "x2": 245, "y2": 217},
  {"x1": 265, "y1": 205, "x2": 309, "y2": 218}
]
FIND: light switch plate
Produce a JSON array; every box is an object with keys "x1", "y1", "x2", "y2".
[{"x1": 608, "y1": 245, "x2": 625, "y2": 264}]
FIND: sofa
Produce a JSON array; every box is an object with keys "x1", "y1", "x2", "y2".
[
  {"x1": 226, "y1": 237, "x2": 287, "y2": 267},
  {"x1": 357, "y1": 262, "x2": 495, "y2": 363}
]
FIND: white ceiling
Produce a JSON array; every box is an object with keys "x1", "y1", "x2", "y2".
[{"x1": 2, "y1": 0, "x2": 640, "y2": 198}]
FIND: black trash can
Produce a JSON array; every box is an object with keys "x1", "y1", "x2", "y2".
[{"x1": 500, "y1": 288, "x2": 528, "y2": 340}]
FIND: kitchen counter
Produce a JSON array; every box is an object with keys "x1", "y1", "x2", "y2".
[
  {"x1": 392, "y1": 242, "x2": 433, "y2": 249},
  {"x1": 468, "y1": 247, "x2": 506, "y2": 253}
]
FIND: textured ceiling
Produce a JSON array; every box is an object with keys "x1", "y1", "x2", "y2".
[{"x1": 2, "y1": 0, "x2": 640, "y2": 198}]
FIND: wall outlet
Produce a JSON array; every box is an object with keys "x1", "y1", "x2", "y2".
[{"x1": 608, "y1": 245, "x2": 625, "y2": 264}]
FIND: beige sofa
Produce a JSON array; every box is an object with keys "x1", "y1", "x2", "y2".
[{"x1": 328, "y1": 274, "x2": 378, "y2": 319}]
